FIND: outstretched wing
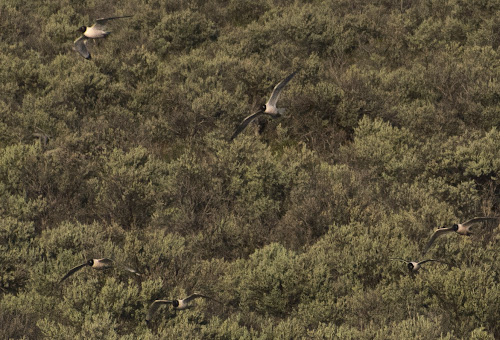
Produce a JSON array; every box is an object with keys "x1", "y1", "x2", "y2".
[
  {"x1": 184, "y1": 293, "x2": 213, "y2": 302},
  {"x1": 146, "y1": 300, "x2": 172, "y2": 323},
  {"x1": 422, "y1": 228, "x2": 454, "y2": 254},
  {"x1": 417, "y1": 259, "x2": 440, "y2": 265},
  {"x1": 94, "y1": 15, "x2": 133, "y2": 29},
  {"x1": 59, "y1": 262, "x2": 88, "y2": 283},
  {"x1": 183, "y1": 293, "x2": 220, "y2": 304},
  {"x1": 266, "y1": 71, "x2": 297, "y2": 107},
  {"x1": 230, "y1": 111, "x2": 265, "y2": 141},
  {"x1": 74, "y1": 36, "x2": 91, "y2": 59},
  {"x1": 120, "y1": 264, "x2": 141, "y2": 276},
  {"x1": 389, "y1": 257, "x2": 409, "y2": 264},
  {"x1": 461, "y1": 217, "x2": 498, "y2": 227}
]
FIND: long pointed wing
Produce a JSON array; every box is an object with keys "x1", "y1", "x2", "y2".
[
  {"x1": 183, "y1": 293, "x2": 220, "y2": 304},
  {"x1": 59, "y1": 263, "x2": 88, "y2": 283},
  {"x1": 146, "y1": 300, "x2": 172, "y2": 322},
  {"x1": 422, "y1": 228, "x2": 454, "y2": 254},
  {"x1": 230, "y1": 111, "x2": 264, "y2": 141},
  {"x1": 461, "y1": 217, "x2": 498, "y2": 227},
  {"x1": 120, "y1": 264, "x2": 142, "y2": 276},
  {"x1": 266, "y1": 71, "x2": 297, "y2": 107},
  {"x1": 74, "y1": 36, "x2": 91, "y2": 59},
  {"x1": 94, "y1": 15, "x2": 133, "y2": 29},
  {"x1": 418, "y1": 259, "x2": 440, "y2": 265},
  {"x1": 389, "y1": 258, "x2": 409, "y2": 264}
]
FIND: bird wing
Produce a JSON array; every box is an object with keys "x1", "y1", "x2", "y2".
[
  {"x1": 230, "y1": 111, "x2": 265, "y2": 141},
  {"x1": 74, "y1": 36, "x2": 91, "y2": 59},
  {"x1": 417, "y1": 259, "x2": 440, "y2": 265},
  {"x1": 59, "y1": 262, "x2": 88, "y2": 283},
  {"x1": 461, "y1": 217, "x2": 498, "y2": 227},
  {"x1": 146, "y1": 300, "x2": 172, "y2": 322},
  {"x1": 266, "y1": 71, "x2": 297, "y2": 107},
  {"x1": 95, "y1": 258, "x2": 139, "y2": 274},
  {"x1": 93, "y1": 15, "x2": 133, "y2": 29},
  {"x1": 389, "y1": 257, "x2": 409, "y2": 264},
  {"x1": 183, "y1": 293, "x2": 214, "y2": 303},
  {"x1": 422, "y1": 228, "x2": 454, "y2": 254},
  {"x1": 120, "y1": 264, "x2": 142, "y2": 276}
]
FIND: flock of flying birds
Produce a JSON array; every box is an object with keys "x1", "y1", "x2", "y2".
[
  {"x1": 391, "y1": 217, "x2": 499, "y2": 273},
  {"x1": 58, "y1": 217, "x2": 499, "y2": 323},
  {"x1": 72, "y1": 15, "x2": 297, "y2": 140},
  {"x1": 59, "y1": 258, "x2": 220, "y2": 323},
  {"x1": 68, "y1": 15, "x2": 500, "y2": 323},
  {"x1": 68, "y1": 15, "x2": 297, "y2": 325}
]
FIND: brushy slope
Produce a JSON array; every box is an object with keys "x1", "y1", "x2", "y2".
[{"x1": 1, "y1": 0, "x2": 500, "y2": 338}]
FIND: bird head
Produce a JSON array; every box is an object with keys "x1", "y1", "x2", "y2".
[
  {"x1": 76, "y1": 26, "x2": 87, "y2": 33},
  {"x1": 407, "y1": 263, "x2": 415, "y2": 271},
  {"x1": 87, "y1": 259, "x2": 94, "y2": 266},
  {"x1": 172, "y1": 300, "x2": 180, "y2": 308},
  {"x1": 451, "y1": 224, "x2": 459, "y2": 231},
  {"x1": 260, "y1": 104, "x2": 267, "y2": 112}
]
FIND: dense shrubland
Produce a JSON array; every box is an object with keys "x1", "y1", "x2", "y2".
[{"x1": 1, "y1": 0, "x2": 500, "y2": 338}]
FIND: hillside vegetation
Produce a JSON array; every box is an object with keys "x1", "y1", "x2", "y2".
[{"x1": 1, "y1": 0, "x2": 500, "y2": 338}]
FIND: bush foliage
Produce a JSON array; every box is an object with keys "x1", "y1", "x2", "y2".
[{"x1": 1, "y1": 0, "x2": 500, "y2": 338}]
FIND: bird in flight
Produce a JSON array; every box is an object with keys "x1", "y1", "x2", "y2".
[
  {"x1": 230, "y1": 71, "x2": 297, "y2": 141},
  {"x1": 59, "y1": 258, "x2": 140, "y2": 283},
  {"x1": 390, "y1": 258, "x2": 441, "y2": 273},
  {"x1": 32, "y1": 127, "x2": 50, "y2": 147},
  {"x1": 146, "y1": 293, "x2": 219, "y2": 323},
  {"x1": 422, "y1": 217, "x2": 498, "y2": 254},
  {"x1": 74, "y1": 16, "x2": 132, "y2": 59}
]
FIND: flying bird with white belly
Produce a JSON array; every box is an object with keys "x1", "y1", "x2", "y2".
[
  {"x1": 74, "y1": 16, "x2": 132, "y2": 59},
  {"x1": 59, "y1": 258, "x2": 140, "y2": 283},
  {"x1": 423, "y1": 217, "x2": 498, "y2": 254},
  {"x1": 230, "y1": 71, "x2": 297, "y2": 141},
  {"x1": 146, "y1": 293, "x2": 219, "y2": 323}
]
